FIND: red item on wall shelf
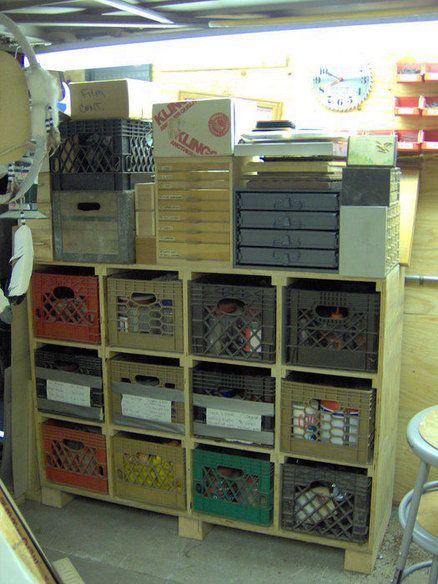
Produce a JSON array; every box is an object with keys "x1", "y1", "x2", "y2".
[
  {"x1": 394, "y1": 96, "x2": 422, "y2": 116},
  {"x1": 423, "y1": 63, "x2": 438, "y2": 82},
  {"x1": 422, "y1": 130, "x2": 438, "y2": 150},
  {"x1": 396, "y1": 130, "x2": 422, "y2": 151},
  {"x1": 396, "y1": 62, "x2": 423, "y2": 83},
  {"x1": 420, "y1": 96, "x2": 438, "y2": 116}
]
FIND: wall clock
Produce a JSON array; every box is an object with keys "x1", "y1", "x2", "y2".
[{"x1": 312, "y1": 64, "x2": 372, "y2": 111}]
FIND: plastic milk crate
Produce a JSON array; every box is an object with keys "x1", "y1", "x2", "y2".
[
  {"x1": 193, "y1": 446, "x2": 274, "y2": 525},
  {"x1": 42, "y1": 420, "x2": 108, "y2": 493},
  {"x1": 110, "y1": 355, "x2": 184, "y2": 434},
  {"x1": 107, "y1": 271, "x2": 183, "y2": 353},
  {"x1": 285, "y1": 280, "x2": 380, "y2": 372},
  {"x1": 280, "y1": 372, "x2": 376, "y2": 464},
  {"x1": 32, "y1": 270, "x2": 101, "y2": 344},
  {"x1": 192, "y1": 363, "x2": 275, "y2": 446},
  {"x1": 281, "y1": 459, "x2": 372, "y2": 543},
  {"x1": 113, "y1": 433, "x2": 186, "y2": 509},
  {"x1": 50, "y1": 119, "x2": 154, "y2": 191},
  {"x1": 36, "y1": 345, "x2": 103, "y2": 421},
  {"x1": 190, "y1": 275, "x2": 276, "y2": 363}
]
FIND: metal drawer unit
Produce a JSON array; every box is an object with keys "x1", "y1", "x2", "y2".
[{"x1": 235, "y1": 190, "x2": 340, "y2": 270}]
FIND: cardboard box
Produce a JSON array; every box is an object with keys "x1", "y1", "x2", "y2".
[
  {"x1": 152, "y1": 98, "x2": 257, "y2": 157},
  {"x1": 347, "y1": 135, "x2": 397, "y2": 167},
  {"x1": 136, "y1": 211, "x2": 155, "y2": 237},
  {"x1": 134, "y1": 183, "x2": 155, "y2": 211},
  {"x1": 70, "y1": 79, "x2": 155, "y2": 121},
  {"x1": 136, "y1": 237, "x2": 156, "y2": 264}
]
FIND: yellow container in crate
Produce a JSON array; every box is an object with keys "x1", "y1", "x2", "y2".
[{"x1": 113, "y1": 433, "x2": 186, "y2": 510}]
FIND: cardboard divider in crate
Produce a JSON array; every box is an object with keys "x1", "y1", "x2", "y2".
[
  {"x1": 192, "y1": 363, "x2": 275, "y2": 446},
  {"x1": 110, "y1": 355, "x2": 184, "y2": 434}
]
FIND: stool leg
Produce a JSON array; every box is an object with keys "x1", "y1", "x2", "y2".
[
  {"x1": 428, "y1": 556, "x2": 438, "y2": 584},
  {"x1": 392, "y1": 461, "x2": 430, "y2": 584}
]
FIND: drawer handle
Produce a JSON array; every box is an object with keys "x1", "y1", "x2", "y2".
[
  {"x1": 77, "y1": 202, "x2": 100, "y2": 212},
  {"x1": 274, "y1": 198, "x2": 303, "y2": 210},
  {"x1": 273, "y1": 217, "x2": 301, "y2": 228}
]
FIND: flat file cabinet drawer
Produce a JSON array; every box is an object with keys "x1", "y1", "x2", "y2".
[
  {"x1": 237, "y1": 247, "x2": 338, "y2": 269},
  {"x1": 238, "y1": 211, "x2": 338, "y2": 231},
  {"x1": 238, "y1": 229, "x2": 338, "y2": 250},
  {"x1": 237, "y1": 191, "x2": 339, "y2": 211}
]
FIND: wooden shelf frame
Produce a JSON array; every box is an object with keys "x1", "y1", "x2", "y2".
[{"x1": 27, "y1": 260, "x2": 404, "y2": 575}]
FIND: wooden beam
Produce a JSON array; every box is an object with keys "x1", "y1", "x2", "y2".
[{"x1": 399, "y1": 168, "x2": 420, "y2": 267}]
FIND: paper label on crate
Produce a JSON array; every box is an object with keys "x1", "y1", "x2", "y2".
[
  {"x1": 46, "y1": 380, "x2": 91, "y2": 407},
  {"x1": 206, "y1": 408, "x2": 262, "y2": 432},
  {"x1": 121, "y1": 394, "x2": 172, "y2": 423}
]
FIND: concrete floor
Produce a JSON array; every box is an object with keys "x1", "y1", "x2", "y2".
[{"x1": 21, "y1": 498, "x2": 431, "y2": 584}]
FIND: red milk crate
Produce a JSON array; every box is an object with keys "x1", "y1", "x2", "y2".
[
  {"x1": 394, "y1": 96, "x2": 422, "y2": 116},
  {"x1": 32, "y1": 272, "x2": 101, "y2": 343},
  {"x1": 42, "y1": 420, "x2": 108, "y2": 493}
]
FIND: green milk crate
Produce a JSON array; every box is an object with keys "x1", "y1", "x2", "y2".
[{"x1": 193, "y1": 447, "x2": 274, "y2": 526}]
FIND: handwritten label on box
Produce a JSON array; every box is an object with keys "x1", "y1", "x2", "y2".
[
  {"x1": 46, "y1": 380, "x2": 91, "y2": 407},
  {"x1": 121, "y1": 394, "x2": 172, "y2": 423},
  {"x1": 206, "y1": 408, "x2": 262, "y2": 432}
]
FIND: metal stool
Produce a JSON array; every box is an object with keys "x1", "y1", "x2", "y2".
[{"x1": 393, "y1": 406, "x2": 438, "y2": 584}]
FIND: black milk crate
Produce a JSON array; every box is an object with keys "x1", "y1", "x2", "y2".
[
  {"x1": 35, "y1": 345, "x2": 103, "y2": 421},
  {"x1": 281, "y1": 459, "x2": 372, "y2": 543},
  {"x1": 50, "y1": 119, "x2": 154, "y2": 191},
  {"x1": 192, "y1": 363, "x2": 275, "y2": 446},
  {"x1": 190, "y1": 275, "x2": 276, "y2": 363},
  {"x1": 285, "y1": 280, "x2": 380, "y2": 372}
]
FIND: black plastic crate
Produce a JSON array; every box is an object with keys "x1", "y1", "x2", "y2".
[
  {"x1": 192, "y1": 363, "x2": 275, "y2": 444},
  {"x1": 50, "y1": 119, "x2": 154, "y2": 191},
  {"x1": 281, "y1": 460, "x2": 372, "y2": 543},
  {"x1": 285, "y1": 280, "x2": 380, "y2": 372},
  {"x1": 52, "y1": 171, "x2": 153, "y2": 192},
  {"x1": 35, "y1": 345, "x2": 103, "y2": 420},
  {"x1": 190, "y1": 275, "x2": 276, "y2": 363}
]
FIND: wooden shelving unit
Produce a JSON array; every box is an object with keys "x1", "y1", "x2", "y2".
[{"x1": 27, "y1": 256, "x2": 404, "y2": 575}]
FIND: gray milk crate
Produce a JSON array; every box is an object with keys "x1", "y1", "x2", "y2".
[
  {"x1": 237, "y1": 191, "x2": 339, "y2": 211},
  {"x1": 237, "y1": 248, "x2": 338, "y2": 269},
  {"x1": 35, "y1": 345, "x2": 103, "y2": 421},
  {"x1": 341, "y1": 167, "x2": 400, "y2": 206},
  {"x1": 339, "y1": 202, "x2": 400, "y2": 278},
  {"x1": 238, "y1": 229, "x2": 338, "y2": 250},
  {"x1": 281, "y1": 460, "x2": 372, "y2": 543},
  {"x1": 190, "y1": 275, "x2": 276, "y2": 363},
  {"x1": 192, "y1": 363, "x2": 275, "y2": 446},
  {"x1": 285, "y1": 280, "x2": 380, "y2": 372},
  {"x1": 53, "y1": 190, "x2": 135, "y2": 264}
]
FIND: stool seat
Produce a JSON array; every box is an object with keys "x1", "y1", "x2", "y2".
[
  {"x1": 393, "y1": 407, "x2": 438, "y2": 584},
  {"x1": 408, "y1": 406, "x2": 438, "y2": 467},
  {"x1": 418, "y1": 491, "x2": 438, "y2": 537},
  {"x1": 420, "y1": 410, "x2": 438, "y2": 450}
]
